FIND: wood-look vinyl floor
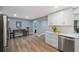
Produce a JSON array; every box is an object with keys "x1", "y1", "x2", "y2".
[{"x1": 8, "y1": 36, "x2": 59, "y2": 52}]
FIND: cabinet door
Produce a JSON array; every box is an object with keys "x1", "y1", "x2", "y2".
[
  {"x1": 48, "y1": 8, "x2": 73, "y2": 25},
  {"x1": 48, "y1": 14, "x2": 53, "y2": 26},
  {"x1": 45, "y1": 33, "x2": 52, "y2": 45},
  {"x1": 45, "y1": 32, "x2": 58, "y2": 49},
  {"x1": 48, "y1": 13, "x2": 63, "y2": 25},
  {"x1": 48, "y1": 11, "x2": 65, "y2": 25},
  {"x1": 75, "y1": 38, "x2": 79, "y2": 52},
  {"x1": 61, "y1": 9, "x2": 73, "y2": 25},
  {"x1": 51, "y1": 34, "x2": 58, "y2": 48}
]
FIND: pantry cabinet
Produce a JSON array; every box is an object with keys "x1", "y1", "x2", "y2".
[{"x1": 48, "y1": 8, "x2": 74, "y2": 26}]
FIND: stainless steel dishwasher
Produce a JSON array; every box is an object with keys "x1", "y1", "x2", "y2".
[{"x1": 58, "y1": 35, "x2": 74, "y2": 52}]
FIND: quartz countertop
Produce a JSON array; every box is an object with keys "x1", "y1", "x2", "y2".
[
  {"x1": 46, "y1": 31, "x2": 79, "y2": 38},
  {"x1": 59, "y1": 33, "x2": 79, "y2": 38}
]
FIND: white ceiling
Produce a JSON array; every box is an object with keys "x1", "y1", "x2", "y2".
[{"x1": 0, "y1": 6, "x2": 71, "y2": 20}]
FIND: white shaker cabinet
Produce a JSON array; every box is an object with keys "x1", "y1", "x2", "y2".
[
  {"x1": 75, "y1": 38, "x2": 79, "y2": 52},
  {"x1": 48, "y1": 8, "x2": 74, "y2": 26},
  {"x1": 45, "y1": 32, "x2": 58, "y2": 49}
]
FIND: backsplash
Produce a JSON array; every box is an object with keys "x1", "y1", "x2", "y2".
[
  {"x1": 48, "y1": 25, "x2": 74, "y2": 34},
  {"x1": 57, "y1": 26, "x2": 74, "y2": 33}
]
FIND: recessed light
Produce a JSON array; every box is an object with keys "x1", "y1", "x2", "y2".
[
  {"x1": 13, "y1": 14, "x2": 17, "y2": 16},
  {"x1": 8, "y1": 19, "x2": 10, "y2": 21},
  {"x1": 25, "y1": 16, "x2": 29, "y2": 19},
  {"x1": 0, "y1": 11, "x2": 2, "y2": 14},
  {"x1": 54, "y1": 6, "x2": 58, "y2": 8}
]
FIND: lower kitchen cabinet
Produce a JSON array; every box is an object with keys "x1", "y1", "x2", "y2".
[
  {"x1": 75, "y1": 38, "x2": 79, "y2": 52},
  {"x1": 45, "y1": 31, "x2": 79, "y2": 52},
  {"x1": 45, "y1": 32, "x2": 58, "y2": 49}
]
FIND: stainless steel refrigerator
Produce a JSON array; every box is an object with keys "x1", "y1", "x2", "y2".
[{"x1": 0, "y1": 14, "x2": 8, "y2": 52}]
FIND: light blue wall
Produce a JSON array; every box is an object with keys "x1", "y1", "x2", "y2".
[
  {"x1": 8, "y1": 18, "x2": 33, "y2": 34},
  {"x1": 33, "y1": 16, "x2": 49, "y2": 35},
  {"x1": 8, "y1": 16, "x2": 48, "y2": 35}
]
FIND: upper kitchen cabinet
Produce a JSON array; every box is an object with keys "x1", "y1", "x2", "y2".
[
  {"x1": 74, "y1": 7, "x2": 79, "y2": 20},
  {"x1": 74, "y1": 7, "x2": 79, "y2": 14},
  {"x1": 48, "y1": 8, "x2": 74, "y2": 26}
]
